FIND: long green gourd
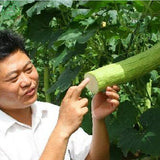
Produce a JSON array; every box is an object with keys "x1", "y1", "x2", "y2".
[{"x1": 84, "y1": 43, "x2": 160, "y2": 94}]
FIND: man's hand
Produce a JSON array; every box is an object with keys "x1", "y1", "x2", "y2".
[
  {"x1": 57, "y1": 78, "x2": 90, "y2": 137},
  {"x1": 91, "y1": 85, "x2": 120, "y2": 120}
]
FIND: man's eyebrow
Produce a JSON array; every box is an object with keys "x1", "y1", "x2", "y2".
[{"x1": 6, "y1": 61, "x2": 32, "y2": 78}]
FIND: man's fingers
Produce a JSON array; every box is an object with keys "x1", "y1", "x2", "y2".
[
  {"x1": 78, "y1": 78, "x2": 90, "y2": 90},
  {"x1": 81, "y1": 106, "x2": 89, "y2": 115},
  {"x1": 107, "y1": 99, "x2": 119, "y2": 108},
  {"x1": 64, "y1": 78, "x2": 90, "y2": 100},
  {"x1": 106, "y1": 85, "x2": 120, "y2": 92},
  {"x1": 72, "y1": 78, "x2": 90, "y2": 99},
  {"x1": 79, "y1": 98, "x2": 88, "y2": 108},
  {"x1": 106, "y1": 91, "x2": 120, "y2": 100},
  {"x1": 64, "y1": 86, "x2": 76, "y2": 99},
  {"x1": 112, "y1": 85, "x2": 120, "y2": 92}
]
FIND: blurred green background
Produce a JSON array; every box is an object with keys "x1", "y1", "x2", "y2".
[{"x1": 1, "y1": 1, "x2": 160, "y2": 159}]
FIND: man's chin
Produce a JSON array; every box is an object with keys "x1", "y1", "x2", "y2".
[{"x1": 23, "y1": 94, "x2": 37, "y2": 106}]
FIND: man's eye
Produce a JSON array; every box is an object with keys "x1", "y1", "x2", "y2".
[
  {"x1": 10, "y1": 76, "x2": 18, "y2": 82},
  {"x1": 26, "y1": 67, "x2": 32, "y2": 73}
]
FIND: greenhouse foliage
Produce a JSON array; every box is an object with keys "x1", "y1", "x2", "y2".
[{"x1": 0, "y1": 0, "x2": 160, "y2": 159}]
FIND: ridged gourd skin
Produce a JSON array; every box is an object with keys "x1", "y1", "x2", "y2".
[{"x1": 84, "y1": 43, "x2": 160, "y2": 94}]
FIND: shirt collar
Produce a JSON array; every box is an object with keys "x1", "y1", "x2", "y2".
[
  {"x1": 31, "y1": 101, "x2": 48, "y2": 131},
  {"x1": 31, "y1": 101, "x2": 48, "y2": 119},
  {"x1": 0, "y1": 110, "x2": 16, "y2": 135}
]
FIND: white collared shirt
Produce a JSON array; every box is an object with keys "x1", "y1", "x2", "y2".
[{"x1": 0, "y1": 101, "x2": 92, "y2": 160}]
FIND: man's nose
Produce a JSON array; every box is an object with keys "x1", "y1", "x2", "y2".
[{"x1": 20, "y1": 73, "x2": 31, "y2": 88}]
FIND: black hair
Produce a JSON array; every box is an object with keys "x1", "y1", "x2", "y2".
[{"x1": 0, "y1": 30, "x2": 27, "y2": 60}]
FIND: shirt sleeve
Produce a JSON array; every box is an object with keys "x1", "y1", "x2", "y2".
[{"x1": 68, "y1": 127, "x2": 92, "y2": 160}]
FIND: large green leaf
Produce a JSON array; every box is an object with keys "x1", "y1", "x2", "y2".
[
  {"x1": 150, "y1": 1, "x2": 160, "y2": 16},
  {"x1": 117, "y1": 101, "x2": 139, "y2": 128},
  {"x1": 26, "y1": 1, "x2": 49, "y2": 17},
  {"x1": 71, "y1": 9, "x2": 90, "y2": 21},
  {"x1": 110, "y1": 144, "x2": 124, "y2": 160},
  {"x1": 13, "y1": 0, "x2": 35, "y2": 8},
  {"x1": 0, "y1": 0, "x2": 10, "y2": 6},
  {"x1": 21, "y1": 0, "x2": 73, "y2": 17},
  {"x1": 77, "y1": 28, "x2": 97, "y2": 44},
  {"x1": 52, "y1": 43, "x2": 87, "y2": 69},
  {"x1": 57, "y1": 28, "x2": 82, "y2": 42},
  {"x1": 26, "y1": 10, "x2": 61, "y2": 43},
  {"x1": 0, "y1": 2, "x2": 20, "y2": 21},
  {"x1": 140, "y1": 108, "x2": 160, "y2": 133},
  {"x1": 83, "y1": 1, "x2": 113, "y2": 11},
  {"x1": 118, "y1": 128, "x2": 144, "y2": 157},
  {"x1": 79, "y1": 17, "x2": 95, "y2": 26},
  {"x1": 139, "y1": 108, "x2": 160, "y2": 156},
  {"x1": 106, "y1": 101, "x2": 139, "y2": 142},
  {"x1": 47, "y1": 66, "x2": 81, "y2": 93},
  {"x1": 52, "y1": 48, "x2": 68, "y2": 68},
  {"x1": 118, "y1": 108, "x2": 160, "y2": 156},
  {"x1": 63, "y1": 43, "x2": 87, "y2": 63}
]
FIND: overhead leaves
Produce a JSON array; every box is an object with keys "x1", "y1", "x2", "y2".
[
  {"x1": 13, "y1": 0, "x2": 35, "y2": 8},
  {"x1": 57, "y1": 28, "x2": 82, "y2": 42},
  {"x1": 21, "y1": 0, "x2": 73, "y2": 17},
  {"x1": 26, "y1": 10, "x2": 61, "y2": 43},
  {"x1": 47, "y1": 66, "x2": 81, "y2": 93},
  {"x1": 53, "y1": 42, "x2": 87, "y2": 69},
  {"x1": 1, "y1": 1, "x2": 160, "y2": 158}
]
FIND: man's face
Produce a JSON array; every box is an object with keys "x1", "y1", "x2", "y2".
[{"x1": 0, "y1": 50, "x2": 39, "y2": 110}]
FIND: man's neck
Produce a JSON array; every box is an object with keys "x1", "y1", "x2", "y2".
[{"x1": 1, "y1": 107, "x2": 32, "y2": 126}]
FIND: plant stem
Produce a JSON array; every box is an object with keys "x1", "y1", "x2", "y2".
[{"x1": 44, "y1": 66, "x2": 51, "y2": 103}]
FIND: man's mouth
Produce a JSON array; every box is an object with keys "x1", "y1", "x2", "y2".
[{"x1": 24, "y1": 87, "x2": 36, "y2": 96}]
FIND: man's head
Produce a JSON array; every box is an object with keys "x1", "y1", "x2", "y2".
[
  {"x1": 0, "y1": 30, "x2": 27, "y2": 60},
  {"x1": 0, "y1": 30, "x2": 39, "y2": 110}
]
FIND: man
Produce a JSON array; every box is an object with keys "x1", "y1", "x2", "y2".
[{"x1": 0, "y1": 30, "x2": 120, "y2": 160}]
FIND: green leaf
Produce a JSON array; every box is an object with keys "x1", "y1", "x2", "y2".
[
  {"x1": 13, "y1": 0, "x2": 35, "y2": 7},
  {"x1": 150, "y1": 1, "x2": 160, "y2": 16},
  {"x1": 83, "y1": 1, "x2": 112, "y2": 11},
  {"x1": 107, "y1": 117, "x2": 124, "y2": 142},
  {"x1": 24, "y1": 0, "x2": 73, "y2": 17},
  {"x1": 57, "y1": 28, "x2": 82, "y2": 42},
  {"x1": 71, "y1": 9, "x2": 90, "y2": 21},
  {"x1": 62, "y1": 43, "x2": 87, "y2": 63},
  {"x1": 27, "y1": 10, "x2": 61, "y2": 43},
  {"x1": 140, "y1": 108, "x2": 160, "y2": 133},
  {"x1": 118, "y1": 128, "x2": 143, "y2": 156},
  {"x1": 139, "y1": 108, "x2": 160, "y2": 155},
  {"x1": 108, "y1": 10, "x2": 118, "y2": 25},
  {"x1": 139, "y1": 131, "x2": 160, "y2": 156},
  {"x1": 119, "y1": 108, "x2": 160, "y2": 156},
  {"x1": 53, "y1": 48, "x2": 68, "y2": 68},
  {"x1": 150, "y1": 70, "x2": 160, "y2": 82},
  {"x1": 106, "y1": 101, "x2": 139, "y2": 142},
  {"x1": 108, "y1": 36, "x2": 120, "y2": 52},
  {"x1": 80, "y1": 17, "x2": 95, "y2": 26},
  {"x1": 0, "y1": 0, "x2": 10, "y2": 7},
  {"x1": 47, "y1": 66, "x2": 81, "y2": 93},
  {"x1": 117, "y1": 101, "x2": 139, "y2": 128},
  {"x1": 133, "y1": 1, "x2": 145, "y2": 12},
  {"x1": 53, "y1": 0, "x2": 73, "y2": 8},
  {"x1": 77, "y1": 28, "x2": 97, "y2": 44},
  {"x1": 121, "y1": 33, "x2": 132, "y2": 49},
  {"x1": 26, "y1": 1, "x2": 49, "y2": 17},
  {"x1": 110, "y1": 144, "x2": 123, "y2": 160},
  {"x1": 0, "y1": 2, "x2": 20, "y2": 21}
]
